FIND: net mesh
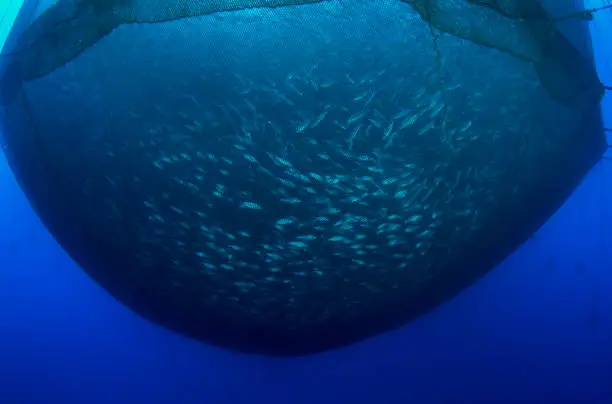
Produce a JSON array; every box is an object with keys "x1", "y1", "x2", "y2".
[
  {"x1": 0, "y1": 0, "x2": 607, "y2": 355},
  {"x1": 1, "y1": 0, "x2": 606, "y2": 108}
]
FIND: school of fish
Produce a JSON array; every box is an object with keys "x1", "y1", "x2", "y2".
[{"x1": 8, "y1": 0, "x2": 596, "y2": 355}]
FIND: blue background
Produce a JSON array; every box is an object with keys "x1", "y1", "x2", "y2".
[{"x1": 1, "y1": 2, "x2": 611, "y2": 403}]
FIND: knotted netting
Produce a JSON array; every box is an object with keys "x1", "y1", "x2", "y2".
[{"x1": 0, "y1": 0, "x2": 607, "y2": 355}]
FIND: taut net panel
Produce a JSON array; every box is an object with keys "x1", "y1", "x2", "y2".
[{"x1": 0, "y1": 0, "x2": 607, "y2": 355}]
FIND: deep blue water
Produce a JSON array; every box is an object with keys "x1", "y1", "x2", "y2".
[{"x1": 1, "y1": 2, "x2": 612, "y2": 403}]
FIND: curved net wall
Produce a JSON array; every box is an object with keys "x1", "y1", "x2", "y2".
[{"x1": 0, "y1": 0, "x2": 607, "y2": 355}]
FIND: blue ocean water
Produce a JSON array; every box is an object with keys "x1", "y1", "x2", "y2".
[{"x1": 1, "y1": 1, "x2": 612, "y2": 403}]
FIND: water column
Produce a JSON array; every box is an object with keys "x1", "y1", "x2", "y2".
[
  {"x1": 0, "y1": 0, "x2": 23, "y2": 52},
  {"x1": 0, "y1": 0, "x2": 23, "y2": 150},
  {"x1": 584, "y1": 0, "x2": 611, "y2": 143}
]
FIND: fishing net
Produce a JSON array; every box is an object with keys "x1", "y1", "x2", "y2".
[
  {"x1": 0, "y1": 0, "x2": 607, "y2": 355},
  {"x1": 1, "y1": 0, "x2": 606, "y2": 108}
]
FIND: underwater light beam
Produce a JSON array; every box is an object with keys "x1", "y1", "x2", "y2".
[{"x1": 0, "y1": 0, "x2": 24, "y2": 53}]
